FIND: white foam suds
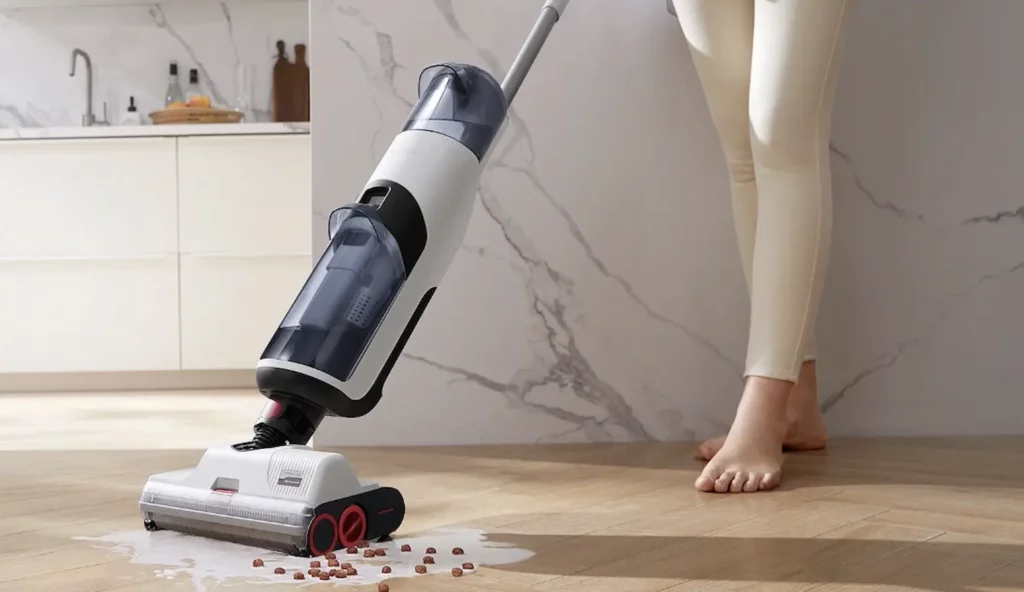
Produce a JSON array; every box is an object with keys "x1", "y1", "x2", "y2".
[{"x1": 73, "y1": 528, "x2": 533, "y2": 590}]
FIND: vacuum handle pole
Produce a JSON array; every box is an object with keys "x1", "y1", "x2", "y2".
[{"x1": 500, "y1": 0, "x2": 571, "y2": 105}]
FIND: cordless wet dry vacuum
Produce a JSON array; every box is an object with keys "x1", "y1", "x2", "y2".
[{"x1": 139, "y1": 0, "x2": 571, "y2": 557}]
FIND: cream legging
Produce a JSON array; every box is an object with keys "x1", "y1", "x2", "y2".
[{"x1": 673, "y1": 0, "x2": 850, "y2": 382}]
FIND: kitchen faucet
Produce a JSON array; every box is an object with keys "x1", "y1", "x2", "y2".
[{"x1": 70, "y1": 48, "x2": 108, "y2": 127}]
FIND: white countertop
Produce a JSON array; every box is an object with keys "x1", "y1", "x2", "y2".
[{"x1": 0, "y1": 122, "x2": 310, "y2": 141}]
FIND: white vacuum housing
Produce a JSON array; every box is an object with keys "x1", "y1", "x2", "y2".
[{"x1": 140, "y1": 0, "x2": 570, "y2": 557}]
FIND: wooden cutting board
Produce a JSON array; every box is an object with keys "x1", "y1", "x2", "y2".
[
  {"x1": 293, "y1": 44, "x2": 310, "y2": 122},
  {"x1": 271, "y1": 40, "x2": 310, "y2": 122}
]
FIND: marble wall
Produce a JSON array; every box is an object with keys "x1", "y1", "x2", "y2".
[
  {"x1": 0, "y1": 0, "x2": 308, "y2": 127},
  {"x1": 311, "y1": 0, "x2": 1024, "y2": 447}
]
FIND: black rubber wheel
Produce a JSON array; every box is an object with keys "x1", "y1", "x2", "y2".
[
  {"x1": 144, "y1": 520, "x2": 160, "y2": 531},
  {"x1": 307, "y1": 513, "x2": 339, "y2": 557}
]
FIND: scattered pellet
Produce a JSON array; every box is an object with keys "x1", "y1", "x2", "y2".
[
  {"x1": 328, "y1": 559, "x2": 340, "y2": 567},
  {"x1": 310, "y1": 560, "x2": 321, "y2": 568},
  {"x1": 375, "y1": 548, "x2": 387, "y2": 557},
  {"x1": 452, "y1": 547, "x2": 465, "y2": 555},
  {"x1": 425, "y1": 547, "x2": 437, "y2": 554},
  {"x1": 341, "y1": 562, "x2": 352, "y2": 569},
  {"x1": 415, "y1": 565, "x2": 427, "y2": 574},
  {"x1": 357, "y1": 540, "x2": 370, "y2": 548},
  {"x1": 451, "y1": 567, "x2": 464, "y2": 577},
  {"x1": 378, "y1": 584, "x2": 390, "y2": 592},
  {"x1": 335, "y1": 571, "x2": 347, "y2": 579},
  {"x1": 274, "y1": 567, "x2": 286, "y2": 575},
  {"x1": 422, "y1": 556, "x2": 435, "y2": 565},
  {"x1": 319, "y1": 572, "x2": 331, "y2": 581},
  {"x1": 346, "y1": 567, "x2": 358, "y2": 576},
  {"x1": 293, "y1": 572, "x2": 305, "y2": 580},
  {"x1": 252, "y1": 558, "x2": 264, "y2": 567},
  {"x1": 381, "y1": 566, "x2": 392, "y2": 574},
  {"x1": 346, "y1": 546, "x2": 358, "y2": 554},
  {"x1": 325, "y1": 551, "x2": 337, "y2": 560},
  {"x1": 364, "y1": 548, "x2": 376, "y2": 558},
  {"x1": 308, "y1": 568, "x2": 321, "y2": 577},
  {"x1": 400, "y1": 544, "x2": 412, "y2": 552},
  {"x1": 461, "y1": 562, "x2": 475, "y2": 570}
]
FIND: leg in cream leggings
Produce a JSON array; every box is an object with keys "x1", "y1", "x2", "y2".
[{"x1": 673, "y1": 0, "x2": 849, "y2": 492}]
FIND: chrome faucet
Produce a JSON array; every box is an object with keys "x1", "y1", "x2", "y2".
[{"x1": 70, "y1": 48, "x2": 108, "y2": 127}]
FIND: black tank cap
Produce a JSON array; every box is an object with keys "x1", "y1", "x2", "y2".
[{"x1": 400, "y1": 62, "x2": 508, "y2": 161}]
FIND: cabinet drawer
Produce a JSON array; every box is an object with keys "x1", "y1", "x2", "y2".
[
  {"x1": 0, "y1": 138, "x2": 178, "y2": 259},
  {"x1": 0, "y1": 256, "x2": 180, "y2": 373},
  {"x1": 177, "y1": 135, "x2": 312, "y2": 257},
  {"x1": 180, "y1": 254, "x2": 312, "y2": 370}
]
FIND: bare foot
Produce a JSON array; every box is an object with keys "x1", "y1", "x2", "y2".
[
  {"x1": 696, "y1": 361, "x2": 828, "y2": 461},
  {"x1": 694, "y1": 376, "x2": 790, "y2": 493}
]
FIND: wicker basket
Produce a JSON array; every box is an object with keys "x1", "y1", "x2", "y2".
[{"x1": 149, "y1": 108, "x2": 244, "y2": 125}]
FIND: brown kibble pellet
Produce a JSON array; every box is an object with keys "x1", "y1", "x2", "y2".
[
  {"x1": 293, "y1": 572, "x2": 305, "y2": 580},
  {"x1": 328, "y1": 559, "x2": 340, "y2": 567},
  {"x1": 400, "y1": 544, "x2": 412, "y2": 552},
  {"x1": 341, "y1": 562, "x2": 352, "y2": 569},
  {"x1": 452, "y1": 547, "x2": 464, "y2": 555},
  {"x1": 451, "y1": 567, "x2": 464, "y2": 577},
  {"x1": 381, "y1": 565, "x2": 392, "y2": 574},
  {"x1": 378, "y1": 584, "x2": 390, "y2": 592},
  {"x1": 425, "y1": 547, "x2": 437, "y2": 554},
  {"x1": 357, "y1": 540, "x2": 370, "y2": 548},
  {"x1": 346, "y1": 567, "x2": 358, "y2": 576},
  {"x1": 375, "y1": 548, "x2": 387, "y2": 556},
  {"x1": 309, "y1": 568, "x2": 321, "y2": 577},
  {"x1": 422, "y1": 555, "x2": 435, "y2": 564},
  {"x1": 325, "y1": 551, "x2": 337, "y2": 560},
  {"x1": 274, "y1": 567, "x2": 286, "y2": 575},
  {"x1": 319, "y1": 572, "x2": 331, "y2": 580},
  {"x1": 346, "y1": 546, "x2": 358, "y2": 554},
  {"x1": 415, "y1": 565, "x2": 427, "y2": 574},
  {"x1": 252, "y1": 558, "x2": 264, "y2": 567},
  {"x1": 364, "y1": 548, "x2": 376, "y2": 557},
  {"x1": 461, "y1": 562, "x2": 475, "y2": 570},
  {"x1": 335, "y1": 571, "x2": 347, "y2": 579},
  {"x1": 310, "y1": 560, "x2": 321, "y2": 568}
]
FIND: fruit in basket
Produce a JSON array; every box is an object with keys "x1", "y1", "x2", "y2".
[{"x1": 187, "y1": 95, "x2": 212, "y2": 108}]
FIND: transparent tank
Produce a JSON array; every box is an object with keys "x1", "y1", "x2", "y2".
[
  {"x1": 261, "y1": 206, "x2": 406, "y2": 383},
  {"x1": 401, "y1": 62, "x2": 509, "y2": 161}
]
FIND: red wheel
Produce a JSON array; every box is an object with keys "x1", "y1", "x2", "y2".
[
  {"x1": 308, "y1": 513, "x2": 339, "y2": 557},
  {"x1": 338, "y1": 505, "x2": 367, "y2": 548}
]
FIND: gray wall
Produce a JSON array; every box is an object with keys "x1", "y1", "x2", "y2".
[{"x1": 311, "y1": 0, "x2": 1024, "y2": 446}]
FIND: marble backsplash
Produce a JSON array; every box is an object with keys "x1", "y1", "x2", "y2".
[
  {"x1": 0, "y1": 0, "x2": 308, "y2": 127},
  {"x1": 313, "y1": 0, "x2": 1024, "y2": 446}
]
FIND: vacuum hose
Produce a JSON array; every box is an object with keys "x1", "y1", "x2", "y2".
[{"x1": 233, "y1": 396, "x2": 326, "y2": 451}]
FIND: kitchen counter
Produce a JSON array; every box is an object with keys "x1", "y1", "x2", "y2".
[{"x1": 0, "y1": 122, "x2": 309, "y2": 141}]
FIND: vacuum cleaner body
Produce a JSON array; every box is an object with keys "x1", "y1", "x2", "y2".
[
  {"x1": 256, "y1": 63, "x2": 508, "y2": 426},
  {"x1": 139, "y1": 0, "x2": 570, "y2": 557}
]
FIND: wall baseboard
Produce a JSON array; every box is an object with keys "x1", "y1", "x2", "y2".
[{"x1": 0, "y1": 370, "x2": 255, "y2": 393}]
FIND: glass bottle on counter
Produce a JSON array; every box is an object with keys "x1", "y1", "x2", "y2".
[
  {"x1": 165, "y1": 62, "x2": 185, "y2": 107},
  {"x1": 186, "y1": 69, "x2": 202, "y2": 104}
]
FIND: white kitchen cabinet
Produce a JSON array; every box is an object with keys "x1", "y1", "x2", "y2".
[
  {"x1": 0, "y1": 138, "x2": 180, "y2": 373},
  {"x1": 177, "y1": 135, "x2": 313, "y2": 370},
  {"x1": 179, "y1": 254, "x2": 310, "y2": 370},
  {"x1": 0, "y1": 138, "x2": 178, "y2": 259},
  {"x1": 177, "y1": 135, "x2": 312, "y2": 257},
  {"x1": 0, "y1": 257, "x2": 180, "y2": 373}
]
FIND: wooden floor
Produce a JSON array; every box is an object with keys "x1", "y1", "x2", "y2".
[{"x1": 3, "y1": 392, "x2": 1024, "y2": 592}]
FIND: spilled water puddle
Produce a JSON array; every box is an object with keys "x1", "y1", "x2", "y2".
[{"x1": 74, "y1": 528, "x2": 533, "y2": 590}]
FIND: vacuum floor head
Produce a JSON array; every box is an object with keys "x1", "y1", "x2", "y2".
[{"x1": 140, "y1": 445, "x2": 405, "y2": 556}]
